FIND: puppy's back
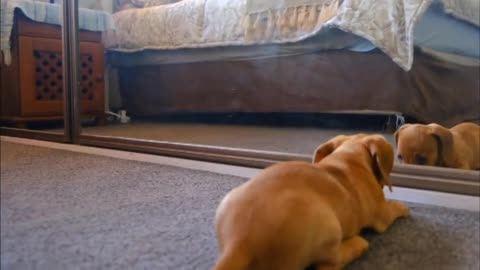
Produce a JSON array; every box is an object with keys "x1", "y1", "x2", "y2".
[{"x1": 213, "y1": 161, "x2": 349, "y2": 270}]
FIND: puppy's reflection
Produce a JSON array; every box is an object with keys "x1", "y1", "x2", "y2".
[{"x1": 394, "y1": 122, "x2": 480, "y2": 170}]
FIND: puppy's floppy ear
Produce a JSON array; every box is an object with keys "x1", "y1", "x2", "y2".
[
  {"x1": 394, "y1": 124, "x2": 410, "y2": 146},
  {"x1": 363, "y1": 135, "x2": 394, "y2": 192},
  {"x1": 312, "y1": 135, "x2": 349, "y2": 163},
  {"x1": 428, "y1": 123, "x2": 454, "y2": 166}
]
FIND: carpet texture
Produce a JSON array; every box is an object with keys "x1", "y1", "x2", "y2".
[{"x1": 1, "y1": 142, "x2": 479, "y2": 270}]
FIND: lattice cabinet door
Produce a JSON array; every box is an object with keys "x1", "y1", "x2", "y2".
[{"x1": 18, "y1": 36, "x2": 105, "y2": 117}]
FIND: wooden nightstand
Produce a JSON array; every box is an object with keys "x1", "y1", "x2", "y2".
[{"x1": 0, "y1": 11, "x2": 106, "y2": 128}]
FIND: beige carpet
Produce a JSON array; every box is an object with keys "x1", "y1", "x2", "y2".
[{"x1": 82, "y1": 122, "x2": 394, "y2": 154}]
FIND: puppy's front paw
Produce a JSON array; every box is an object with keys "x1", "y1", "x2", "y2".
[
  {"x1": 315, "y1": 264, "x2": 339, "y2": 270},
  {"x1": 348, "y1": 236, "x2": 369, "y2": 255},
  {"x1": 392, "y1": 201, "x2": 409, "y2": 217}
]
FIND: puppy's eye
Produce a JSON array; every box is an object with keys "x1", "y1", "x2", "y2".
[{"x1": 416, "y1": 155, "x2": 427, "y2": 165}]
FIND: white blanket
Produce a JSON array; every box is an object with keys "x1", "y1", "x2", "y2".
[
  {"x1": 441, "y1": 0, "x2": 480, "y2": 26},
  {"x1": 246, "y1": 0, "x2": 335, "y2": 13},
  {"x1": 104, "y1": 0, "x2": 440, "y2": 70}
]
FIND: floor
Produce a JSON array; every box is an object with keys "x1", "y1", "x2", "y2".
[
  {"x1": 81, "y1": 122, "x2": 394, "y2": 154},
  {"x1": 1, "y1": 141, "x2": 479, "y2": 270}
]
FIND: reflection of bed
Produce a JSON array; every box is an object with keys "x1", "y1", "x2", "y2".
[{"x1": 104, "y1": 0, "x2": 480, "y2": 127}]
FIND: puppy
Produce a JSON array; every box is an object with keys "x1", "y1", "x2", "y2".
[
  {"x1": 212, "y1": 134, "x2": 409, "y2": 270},
  {"x1": 395, "y1": 123, "x2": 480, "y2": 170}
]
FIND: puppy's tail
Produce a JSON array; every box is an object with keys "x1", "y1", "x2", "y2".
[{"x1": 211, "y1": 246, "x2": 251, "y2": 270}]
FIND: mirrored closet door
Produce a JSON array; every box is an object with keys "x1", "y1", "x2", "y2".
[{"x1": 64, "y1": 0, "x2": 479, "y2": 194}]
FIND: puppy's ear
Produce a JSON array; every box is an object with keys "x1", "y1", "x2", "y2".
[
  {"x1": 364, "y1": 135, "x2": 394, "y2": 192},
  {"x1": 394, "y1": 124, "x2": 410, "y2": 146},
  {"x1": 428, "y1": 124, "x2": 454, "y2": 166},
  {"x1": 312, "y1": 135, "x2": 349, "y2": 163}
]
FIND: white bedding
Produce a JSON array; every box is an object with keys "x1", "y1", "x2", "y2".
[
  {"x1": 104, "y1": 0, "x2": 338, "y2": 51},
  {"x1": 103, "y1": 0, "x2": 479, "y2": 71},
  {"x1": 441, "y1": 0, "x2": 480, "y2": 26}
]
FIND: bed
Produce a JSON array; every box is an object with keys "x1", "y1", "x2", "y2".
[{"x1": 103, "y1": 0, "x2": 480, "y2": 127}]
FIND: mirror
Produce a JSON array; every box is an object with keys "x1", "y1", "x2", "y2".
[
  {"x1": 75, "y1": 0, "x2": 478, "y2": 173},
  {"x1": 1, "y1": 1, "x2": 67, "y2": 137}
]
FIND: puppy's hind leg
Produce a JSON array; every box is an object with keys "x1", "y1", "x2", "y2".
[
  {"x1": 211, "y1": 244, "x2": 251, "y2": 270},
  {"x1": 372, "y1": 201, "x2": 409, "y2": 233},
  {"x1": 316, "y1": 236, "x2": 369, "y2": 270}
]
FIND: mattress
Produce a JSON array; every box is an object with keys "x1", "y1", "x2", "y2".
[
  {"x1": 104, "y1": 0, "x2": 480, "y2": 70},
  {"x1": 114, "y1": 49, "x2": 480, "y2": 126}
]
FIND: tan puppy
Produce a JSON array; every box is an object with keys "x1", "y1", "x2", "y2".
[
  {"x1": 395, "y1": 123, "x2": 480, "y2": 170},
  {"x1": 212, "y1": 134, "x2": 409, "y2": 270}
]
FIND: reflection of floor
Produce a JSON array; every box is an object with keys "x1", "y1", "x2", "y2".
[{"x1": 82, "y1": 122, "x2": 394, "y2": 155}]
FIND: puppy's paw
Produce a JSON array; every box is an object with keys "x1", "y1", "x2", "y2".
[
  {"x1": 351, "y1": 236, "x2": 369, "y2": 257},
  {"x1": 316, "y1": 259, "x2": 346, "y2": 270},
  {"x1": 393, "y1": 201, "x2": 409, "y2": 217},
  {"x1": 316, "y1": 265, "x2": 340, "y2": 270}
]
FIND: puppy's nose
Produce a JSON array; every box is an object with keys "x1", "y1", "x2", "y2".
[
  {"x1": 415, "y1": 155, "x2": 428, "y2": 165},
  {"x1": 396, "y1": 154, "x2": 403, "y2": 162}
]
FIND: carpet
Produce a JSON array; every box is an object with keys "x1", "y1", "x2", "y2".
[{"x1": 1, "y1": 142, "x2": 478, "y2": 270}]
